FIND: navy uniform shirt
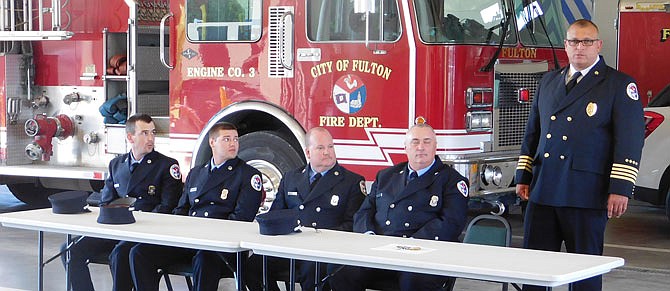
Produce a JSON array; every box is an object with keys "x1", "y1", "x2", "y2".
[
  {"x1": 100, "y1": 150, "x2": 183, "y2": 213},
  {"x1": 515, "y1": 57, "x2": 645, "y2": 209},
  {"x1": 354, "y1": 156, "x2": 469, "y2": 242},
  {"x1": 173, "y1": 157, "x2": 263, "y2": 222},
  {"x1": 270, "y1": 163, "x2": 366, "y2": 231}
]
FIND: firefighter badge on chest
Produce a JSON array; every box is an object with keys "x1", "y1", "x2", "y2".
[
  {"x1": 429, "y1": 195, "x2": 439, "y2": 207},
  {"x1": 221, "y1": 189, "x2": 229, "y2": 200},
  {"x1": 330, "y1": 195, "x2": 340, "y2": 206},
  {"x1": 148, "y1": 185, "x2": 156, "y2": 196},
  {"x1": 586, "y1": 102, "x2": 598, "y2": 117}
]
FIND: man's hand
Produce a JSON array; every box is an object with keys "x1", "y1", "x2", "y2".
[
  {"x1": 607, "y1": 194, "x2": 629, "y2": 218},
  {"x1": 516, "y1": 184, "x2": 530, "y2": 201}
]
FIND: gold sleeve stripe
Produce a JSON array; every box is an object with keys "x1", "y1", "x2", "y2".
[
  {"x1": 518, "y1": 155, "x2": 534, "y2": 162},
  {"x1": 611, "y1": 167, "x2": 638, "y2": 178},
  {"x1": 610, "y1": 170, "x2": 637, "y2": 181},
  {"x1": 516, "y1": 165, "x2": 532, "y2": 172},
  {"x1": 610, "y1": 174, "x2": 636, "y2": 184},
  {"x1": 612, "y1": 163, "x2": 639, "y2": 174}
]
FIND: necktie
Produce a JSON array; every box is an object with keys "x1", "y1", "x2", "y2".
[
  {"x1": 129, "y1": 162, "x2": 139, "y2": 173},
  {"x1": 310, "y1": 173, "x2": 322, "y2": 190},
  {"x1": 566, "y1": 71, "x2": 581, "y2": 93},
  {"x1": 406, "y1": 172, "x2": 418, "y2": 185}
]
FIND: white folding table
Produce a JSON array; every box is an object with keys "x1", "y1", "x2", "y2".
[
  {"x1": 241, "y1": 227, "x2": 624, "y2": 290},
  {"x1": 0, "y1": 208, "x2": 259, "y2": 291}
]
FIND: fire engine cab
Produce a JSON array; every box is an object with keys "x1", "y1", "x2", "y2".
[{"x1": 0, "y1": 0, "x2": 568, "y2": 212}]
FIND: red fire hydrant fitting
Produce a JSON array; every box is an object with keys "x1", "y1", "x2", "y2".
[{"x1": 24, "y1": 114, "x2": 75, "y2": 161}]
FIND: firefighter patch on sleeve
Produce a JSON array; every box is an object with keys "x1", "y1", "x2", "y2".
[
  {"x1": 457, "y1": 181, "x2": 469, "y2": 197},
  {"x1": 251, "y1": 174, "x2": 263, "y2": 192},
  {"x1": 627, "y1": 83, "x2": 639, "y2": 100},
  {"x1": 170, "y1": 164, "x2": 181, "y2": 180}
]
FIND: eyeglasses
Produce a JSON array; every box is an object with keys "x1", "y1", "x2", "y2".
[{"x1": 565, "y1": 39, "x2": 599, "y2": 47}]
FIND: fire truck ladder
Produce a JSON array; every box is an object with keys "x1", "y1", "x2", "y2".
[{"x1": 0, "y1": 0, "x2": 73, "y2": 40}]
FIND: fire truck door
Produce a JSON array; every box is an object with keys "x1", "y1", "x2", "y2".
[{"x1": 293, "y1": 0, "x2": 409, "y2": 130}]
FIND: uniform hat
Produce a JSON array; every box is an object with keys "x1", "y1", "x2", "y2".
[
  {"x1": 256, "y1": 209, "x2": 300, "y2": 235},
  {"x1": 48, "y1": 191, "x2": 91, "y2": 214},
  {"x1": 97, "y1": 197, "x2": 136, "y2": 225}
]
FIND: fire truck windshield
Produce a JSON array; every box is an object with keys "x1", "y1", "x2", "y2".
[{"x1": 415, "y1": 0, "x2": 566, "y2": 47}]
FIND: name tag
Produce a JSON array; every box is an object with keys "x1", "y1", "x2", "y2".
[
  {"x1": 189, "y1": 187, "x2": 198, "y2": 192},
  {"x1": 288, "y1": 191, "x2": 298, "y2": 196},
  {"x1": 114, "y1": 183, "x2": 119, "y2": 188}
]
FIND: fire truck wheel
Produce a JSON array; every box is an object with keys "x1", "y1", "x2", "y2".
[
  {"x1": 7, "y1": 183, "x2": 65, "y2": 206},
  {"x1": 238, "y1": 131, "x2": 305, "y2": 208}
]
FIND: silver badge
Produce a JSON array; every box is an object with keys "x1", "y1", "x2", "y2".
[
  {"x1": 429, "y1": 195, "x2": 439, "y2": 207},
  {"x1": 220, "y1": 189, "x2": 229, "y2": 200},
  {"x1": 330, "y1": 195, "x2": 340, "y2": 206}
]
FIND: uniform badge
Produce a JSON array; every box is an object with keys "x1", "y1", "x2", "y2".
[
  {"x1": 627, "y1": 83, "x2": 639, "y2": 100},
  {"x1": 170, "y1": 164, "x2": 181, "y2": 180},
  {"x1": 148, "y1": 185, "x2": 156, "y2": 196},
  {"x1": 586, "y1": 102, "x2": 598, "y2": 117},
  {"x1": 220, "y1": 189, "x2": 229, "y2": 200},
  {"x1": 429, "y1": 195, "x2": 439, "y2": 207},
  {"x1": 250, "y1": 174, "x2": 263, "y2": 191},
  {"x1": 457, "y1": 181, "x2": 468, "y2": 197},
  {"x1": 330, "y1": 195, "x2": 340, "y2": 206},
  {"x1": 359, "y1": 180, "x2": 367, "y2": 195}
]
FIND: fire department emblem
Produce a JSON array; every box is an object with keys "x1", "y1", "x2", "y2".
[
  {"x1": 333, "y1": 74, "x2": 367, "y2": 114},
  {"x1": 251, "y1": 174, "x2": 263, "y2": 192}
]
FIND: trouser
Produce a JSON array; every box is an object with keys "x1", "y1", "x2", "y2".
[
  {"x1": 60, "y1": 237, "x2": 135, "y2": 291},
  {"x1": 328, "y1": 265, "x2": 450, "y2": 291},
  {"x1": 522, "y1": 202, "x2": 608, "y2": 291},
  {"x1": 245, "y1": 254, "x2": 326, "y2": 291},
  {"x1": 130, "y1": 244, "x2": 237, "y2": 291}
]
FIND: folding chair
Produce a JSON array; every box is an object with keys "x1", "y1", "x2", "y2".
[{"x1": 462, "y1": 214, "x2": 521, "y2": 291}]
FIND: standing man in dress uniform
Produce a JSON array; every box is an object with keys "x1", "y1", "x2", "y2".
[
  {"x1": 329, "y1": 123, "x2": 469, "y2": 291},
  {"x1": 130, "y1": 122, "x2": 264, "y2": 291},
  {"x1": 515, "y1": 19, "x2": 645, "y2": 291},
  {"x1": 61, "y1": 114, "x2": 183, "y2": 291},
  {"x1": 245, "y1": 127, "x2": 366, "y2": 291}
]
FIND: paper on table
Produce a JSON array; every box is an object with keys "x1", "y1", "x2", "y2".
[{"x1": 371, "y1": 243, "x2": 436, "y2": 254}]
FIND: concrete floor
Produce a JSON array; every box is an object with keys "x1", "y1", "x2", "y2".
[{"x1": 1, "y1": 186, "x2": 669, "y2": 291}]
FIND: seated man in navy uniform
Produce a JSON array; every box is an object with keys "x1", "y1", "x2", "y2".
[
  {"x1": 515, "y1": 19, "x2": 644, "y2": 291},
  {"x1": 130, "y1": 122, "x2": 264, "y2": 290},
  {"x1": 328, "y1": 123, "x2": 469, "y2": 291},
  {"x1": 245, "y1": 127, "x2": 366, "y2": 291},
  {"x1": 61, "y1": 114, "x2": 183, "y2": 291}
]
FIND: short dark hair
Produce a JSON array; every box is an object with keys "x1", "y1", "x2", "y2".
[
  {"x1": 208, "y1": 122, "x2": 238, "y2": 140},
  {"x1": 569, "y1": 19, "x2": 599, "y2": 34},
  {"x1": 126, "y1": 114, "x2": 153, "y2": 134}
]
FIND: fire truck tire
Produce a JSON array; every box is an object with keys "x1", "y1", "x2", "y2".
[
  {"x1": 7, "y1": 183, "x2": 65, "y2": 206},
  {"x1": 238, "y1": 131, "x2": 305, "y2": 207}
]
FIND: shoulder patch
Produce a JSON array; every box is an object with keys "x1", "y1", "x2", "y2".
[
  {"x1": 251, "y1": 174, "x2": 263, "y2": 192},
  {"x1": 359, "y1": 180, "x2": 367, "y2": 195},
  {"x1": 457, "y1": 180, "x2": 468, "y2": 197},
  {"x1": 169, "y1": 164, "x2": 181, "y2": 180},
  {"x1": 626, "y1": 83, "x2": 639, "y2": 100}
]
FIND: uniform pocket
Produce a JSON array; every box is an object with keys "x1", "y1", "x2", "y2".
[{"x1": 572, "y1": 152, "x2": 607, "y2": 174}]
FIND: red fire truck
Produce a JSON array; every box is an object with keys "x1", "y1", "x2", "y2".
[{"x1": 0, "y1": 0, "x2": 568, "y2": 212}]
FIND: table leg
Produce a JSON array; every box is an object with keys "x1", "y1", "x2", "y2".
[
  {"x1": 236, "y1": 252, "x2": 244, "y2": 291},
  {"x1": 262, "y1": 255, "x2": 268, "y2": 291},
  {"x1": 65, "y1": 234, "x2": 72, "y2": 291},
  {"x1": 38, "y1": 231, "x2": 44, "y2": 291},
  {"x1": 314, "y1": 262, "x2": 320, "y2": 291},
  {"x1": 289, "y1": 258, "x2": 296, "y2": 291}
]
